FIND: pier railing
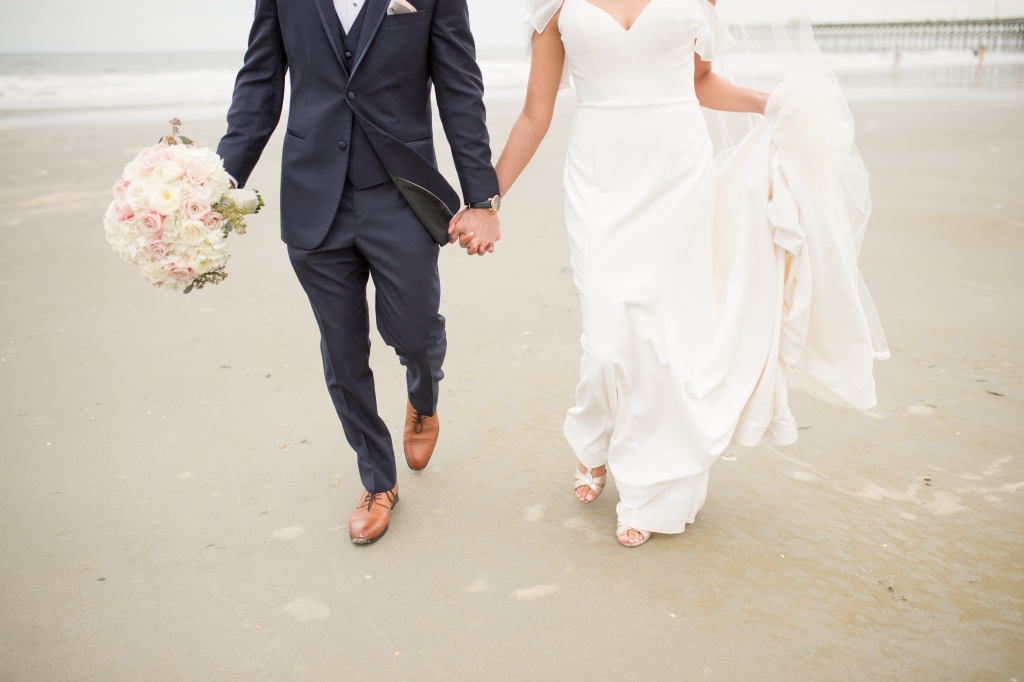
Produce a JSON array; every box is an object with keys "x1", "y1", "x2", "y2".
[{"x1": 732, "y1": 18, "x2": 1024, "y2": 53}]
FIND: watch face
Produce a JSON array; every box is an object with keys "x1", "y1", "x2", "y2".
[{"x1": 492, "y1": 195, "x2": 501, "y2": 213}]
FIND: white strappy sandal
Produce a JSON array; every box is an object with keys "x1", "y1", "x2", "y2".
[
  {"x1": 616, "y1": 524, "x2": 652, "y2": 548},
  {"x1": 573, "y1": 464, "x2": 606, "y2": 503}
]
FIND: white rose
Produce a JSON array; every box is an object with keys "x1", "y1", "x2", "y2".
[
  {"x1": 179, "y1": 219, "x2": 207, "y2": 247},
  {"x1": 152, "y1": 161, "x2": 184, "y2": 184},
  {"x1": 149, "y1": 184, "x2": 181, "y2": 216},
  {"x1": 126, "y1": 178, "x2": 151, "y2": 211},
  {"x1": 123, "y1": 160, "x2": 142, "y2": 181}
]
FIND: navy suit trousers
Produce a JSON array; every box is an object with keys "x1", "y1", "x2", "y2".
[{"x1": 288, "y1": 180, "x2": 446, "y2": 494}]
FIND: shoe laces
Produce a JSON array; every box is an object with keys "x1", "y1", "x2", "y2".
[
  {"x1": 412, "y1": 410, "x2": 426, "y2": 434},
  {"x1": 359, "y1": 489, "x2": 396, "y2": 512}
]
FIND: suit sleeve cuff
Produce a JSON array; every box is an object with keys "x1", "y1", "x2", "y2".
[{"x1": 464, "y1": 183, "x2": 500, "y2": 206}]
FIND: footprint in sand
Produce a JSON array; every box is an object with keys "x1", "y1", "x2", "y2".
[
  {"x1": 282, "y1": 598, "x2": 330, "y2": 621},
  {"x1": 273, "y1": 527, "x2": 305, "y2": 539}
]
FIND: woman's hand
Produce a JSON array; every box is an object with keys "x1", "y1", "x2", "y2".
[{"x1": 755, "y1": 90, "x2": 770, "y2": 116}]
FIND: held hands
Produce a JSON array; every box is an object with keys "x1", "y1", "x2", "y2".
[{"x1": 448, "y1": 207, "x2": 501, "y2": 256}]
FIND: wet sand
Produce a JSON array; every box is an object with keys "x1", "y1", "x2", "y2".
[{"x1": 0, "y1": 94, "x2": 1022, "y2": 680}]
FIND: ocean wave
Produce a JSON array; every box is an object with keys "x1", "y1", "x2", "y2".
[
  {"x1": 0, "y1": 51, "x2": 1020, "y2": 128},
  {"x1": 0, "y1": 69, "x2": 239, "y2": 111}
]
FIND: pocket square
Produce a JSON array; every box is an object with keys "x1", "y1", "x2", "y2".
[{"x1": 387, "y1": 0, "x2": 417, "y2": 14}]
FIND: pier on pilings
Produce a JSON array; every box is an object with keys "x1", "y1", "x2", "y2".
[{"x1": 731, "y1": 18, "x2": 1024, "y2": 53}]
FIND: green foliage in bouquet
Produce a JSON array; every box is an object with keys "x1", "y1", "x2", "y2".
[
  {"x1": 213, "y1": 192, "x2": 265, "y2": 237},
  {"x1": 184, "y1": 262, "x2": 230, "y2": 294},
  {"x1": 162, "y1": 118, "x2": 194, "y2": 147}
]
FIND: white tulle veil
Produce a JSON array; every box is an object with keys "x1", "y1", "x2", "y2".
[{"x1": 711, "y1": 20, "x2": 890, "y2": 362}]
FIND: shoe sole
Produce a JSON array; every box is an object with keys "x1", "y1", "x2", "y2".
[{"x1": 349, "y1": 494, "x2": 398, "y2": 545}]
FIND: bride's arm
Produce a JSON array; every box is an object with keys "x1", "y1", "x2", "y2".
[
  {"x1": 693, "y1": 0, "x2": 768, "y2": 114},
  {"x1": 694, "y1": 59, "x2": 767, "y2": 114},
  {"x1": 494, "y1": 12, "x2": 565, "y2": 197}
]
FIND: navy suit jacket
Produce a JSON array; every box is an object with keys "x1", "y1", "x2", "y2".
[{"x1": 217, "y1": 0, "x2": 500, "y2": 249}]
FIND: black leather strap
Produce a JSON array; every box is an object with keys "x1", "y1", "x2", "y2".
[{"x1": 468, "y1": 199, "x2": 492, "y2": 210}]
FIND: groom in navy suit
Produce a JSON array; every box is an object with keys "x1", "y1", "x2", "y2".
[{"x1": 218, "y1": 0, "x2": 502, "y2": 544}]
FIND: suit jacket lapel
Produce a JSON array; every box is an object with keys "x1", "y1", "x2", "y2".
[
  {"x1": 351, "y1": 0, "x2": 391, "y2": 77},
  {"x1": 311, "y1": 0, "x2": 349, "y2": 76}
]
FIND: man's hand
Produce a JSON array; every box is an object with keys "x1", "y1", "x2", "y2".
[{"x1": 450, "y1": 208, "x2": 500, "y2": 256}]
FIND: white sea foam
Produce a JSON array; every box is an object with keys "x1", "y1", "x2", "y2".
[
  {"x1": 0, "y1": 50, "x2": 1020, "y2": 129},
  {"x1": 0, "y1": 69, "x2": 238, "y2": 111}
]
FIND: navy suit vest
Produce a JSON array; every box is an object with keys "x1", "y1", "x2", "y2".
[{"x1": 341, "y1": 6, "x2": 391, "y2": 189}]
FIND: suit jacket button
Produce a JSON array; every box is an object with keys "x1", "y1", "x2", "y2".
[
  {"x1": 337, "y1": 140, "x2": 348, "y2": 151},
  {"x1": 347, "y1": 91, "x2": 356, "y2": 100},
  {"x1": 345, "y1": 51, "x2": 353, "y2": 59}
]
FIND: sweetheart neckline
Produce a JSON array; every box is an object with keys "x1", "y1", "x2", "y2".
[{"x1": 577, "y1": 0, "x2": 659, "y2": 33}]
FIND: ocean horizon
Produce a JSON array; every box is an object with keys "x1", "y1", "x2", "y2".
[{"x1": 0, "y1": 49, "x2": 1021, "y2": 129}]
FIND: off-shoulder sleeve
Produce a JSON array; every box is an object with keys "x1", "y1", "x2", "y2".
[
  {"x1": 684, "y1": 0, "x2": 736, "y2": 62},
  {"x1": 524, "y1": 0, "x2": 571, "y2": 89}
]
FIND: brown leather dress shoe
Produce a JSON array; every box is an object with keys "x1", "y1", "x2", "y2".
[
  {"x1": 349, "y1": 484, "x2": 399, "y2": 545},
  {"x1": 403, "y1": 402, "x2": 439, "y2": 471}
]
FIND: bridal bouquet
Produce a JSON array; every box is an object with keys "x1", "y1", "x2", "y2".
[{"x1": 103, "y1": 119, "x2": 264, "y2": 294}]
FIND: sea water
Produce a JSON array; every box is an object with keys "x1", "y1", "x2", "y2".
[{"x1": 0, "y1": 49, "x2": 1021, "y2": 129}]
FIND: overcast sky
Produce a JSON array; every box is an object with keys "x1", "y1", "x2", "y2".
[{"x1": 0, "y1": 0, "x2": 1019, "y2": 53}]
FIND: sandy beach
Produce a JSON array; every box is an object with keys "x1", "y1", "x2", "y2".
[{"x1": 1, "y1": 92, "x2": 1022, "y2": 680}]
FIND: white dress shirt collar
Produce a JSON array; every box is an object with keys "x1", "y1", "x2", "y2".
[{"x1": 334, "y1": 0, "x2": 367, "y2": 34}]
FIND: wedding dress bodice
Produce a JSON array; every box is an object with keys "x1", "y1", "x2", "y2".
[{"x1": 525, "y1": 0, "x2": 734, "y2": 105}]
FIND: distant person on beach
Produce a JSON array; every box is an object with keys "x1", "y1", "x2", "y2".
[
  {"x1": 451, "y1": 0, "x2": 887, "y2": 547},
  {"x1": 975, "y1": 43, "x2": 986, "y2": 66},
  {"x1": 218, "y1": 0, "x2": 502, "y2": 544}
]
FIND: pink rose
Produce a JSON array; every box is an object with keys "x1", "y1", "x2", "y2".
[
  {"x1": 137, "y1": 209, "x2": 164, "y2": 236},
  {"x1": 139, "y1": 144, "x2": 173, "y2": 177},
  {"x1": 184, "y1": 165, "x2": 209, "y2": 186},
  {"x1": 114, "y1": 200, "x2": 135, "y2": 223},
  {"x1": 166, "y1": 259, "x2": 195, "y2": 282},
  {"x1": 112, "y1": 178, "x2": 131, "y2": 201},
  {"x1": 202, "y1": 212, "x2": 223, "y2": 232},
  {"x1": 139, "y1": 143, "x2": 166, "y2": 157},
  {"x1": 183, "y1": 196, "x2": 211, "y2": 220},
  {"x1": 146, "y1": 238, "x2": 170, "y2": 259}
]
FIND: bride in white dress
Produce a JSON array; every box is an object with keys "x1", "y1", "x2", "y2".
[{"x1": 459, "y1": 0, "x2": 886, "y2": 547}]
